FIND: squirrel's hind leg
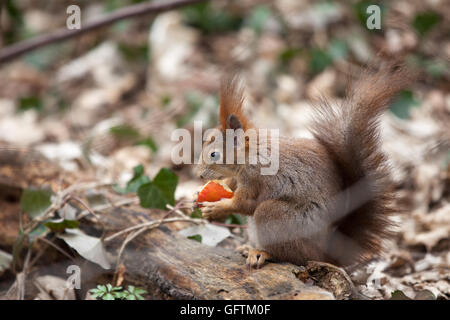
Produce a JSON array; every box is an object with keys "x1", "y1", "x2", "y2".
[
  {"x1": 252, "y1": 199, "x2": 330, "y2": 266},
  {"x1": 236, "y1": 244, "x2": 272, "y2": 269}
]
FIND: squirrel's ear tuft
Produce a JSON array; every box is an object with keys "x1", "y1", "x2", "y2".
[{"x1": 220, "y1": 74, "x2": 251, "y2": 131}]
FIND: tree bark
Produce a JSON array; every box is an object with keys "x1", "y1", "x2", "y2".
[{"x1": 100, "y1": 206, "x2": 335, "y2": 300}]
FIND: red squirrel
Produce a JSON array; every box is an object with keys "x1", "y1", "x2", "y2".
[{"x1": 195, "y1": 63, "x2": 413, "y2": 268}]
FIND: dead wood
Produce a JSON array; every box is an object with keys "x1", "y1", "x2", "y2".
[{"x1": 96, "y1": 206, "x2": 335, "y2": 299}]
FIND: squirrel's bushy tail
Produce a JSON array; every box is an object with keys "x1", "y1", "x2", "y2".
[{"x1": 310, "y1": 63, "x2": 414, "y2": 265}]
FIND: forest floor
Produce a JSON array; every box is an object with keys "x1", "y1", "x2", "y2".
[{"x1": 0, "y1": 0, "x2": 449, "y2": 300}]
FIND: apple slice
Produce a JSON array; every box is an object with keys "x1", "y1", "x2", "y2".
[{"x1": 197, "y1": 180, "x2": 234, "y2": 207}]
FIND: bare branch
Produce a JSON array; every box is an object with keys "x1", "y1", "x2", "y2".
[{"x1": 0, "y1": 0, "x2": 207, "y2": 63}]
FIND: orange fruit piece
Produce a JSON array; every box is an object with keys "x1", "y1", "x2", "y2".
[{"x1": 197, "y1": 180, "x2": 234, "y2": 207}]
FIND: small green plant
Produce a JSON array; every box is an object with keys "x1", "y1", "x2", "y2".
[
  {"x1": 123, "y1": 285, "x2": 148, "y2": 300},
  {"x1": 182, "y1": 2, "x2": 242, "y2": 34},
  {"x1": 90, "y1": 284, "x2": 147, "y2": 300},
  {"x1": 90, "y1": 284, "x2": 123, "y2": 300},
  {"x1": 114, "y1": 164, "x2": 179, "y2": 210},
  {"x1": 187, "y1": 234, "x2": 202, "y2": 243},
  {"x1": 412, "y1": 11, "x2": 442, "y2": 37}
]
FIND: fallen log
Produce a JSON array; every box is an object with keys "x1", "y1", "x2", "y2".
[{"x1": 99, "y1": 206, "x2": 335, "y2": 300}]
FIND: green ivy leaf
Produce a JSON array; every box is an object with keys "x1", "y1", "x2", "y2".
[
  {"x1": 5, "y1": 0, "x2": 24, "y2": 26},
  {"x1": 225, "y1": 214, "x2": 244, "y2": 225},
  {"x1": 24, "y1": 44, "x2": 66, "y2": 70},
  {"x1": 110, "y1": 125, "x2": 141, "y2": 141},
  {"x1": 309, "y1": 48, "x2": 333, "y2": 74},
  {"x1": 161, "y1": 95, "x2": 172, "y2": 107},
  {"x1": 28, "y1": 224, "x2": 50, "y2": 242},
  {"x1": 390, "y1": 290, "x2": 412, "y2": 300},
  {"x1": 152, "y1": 168, "x2": 178, "y2": 206},
  {"x1": 118, "y1": 43, "x2": 148, "y2": 62},
  {"x1": 191, "y1": 208, "x2": 202, "y2": 219},
  {"x1": 389, "y1": 90, "x2": 420, "y2": 119},
  {"x1": 413, "y1": 11, "x2": 442, "y2": 37},
  {"x1": 424, "y1": 59, "x2": 447, "y2": 78},
  {"x1": 114, "y1": 164, "x2": 151, "y2": 195},
  {"x1": 4, "y1": 0, "x2": 25, "y2": 45},
  {"x1": 44, "y1": 219, "x2": 80, "y2": 232},
  {"x1": 137, "y1": 168, "x2": 178, "y2": 210},
  {"x1": 20, "y1": 188, "x2": 52, "y2": 218},
  {"x1": 182, "y1": 2, "x2": 242, "y2": 34},
  {"x1": 117, "y1": 166, "x2": 179, "y2": 210},
  {"x1": 137, "y1": 136, "x2": 158, "y2": 153},
  {"x1": 126, "y1": 164, "x2": 151, "y2": 193},
  {"x1": 133, "y1": 164, "x2": 144, "y2": 178},
  {"x1": 328, "y1": 39, "x2": 348, "y2": 61},
  {"x1": 246, "y1": 5, "x2": 272, "y2": 34},
  {"x1": 18, "y1": 96, "x2": 43, "y2": 112},
  {"x1": 279, "y1": 48, "x2": 302, "y2": 66},
  {"x1": 138, "y1": 182, "x2": 169, "y2": 210},
  {"x1": 187, "y1": 234, "x2": 202, "y2": 243}
]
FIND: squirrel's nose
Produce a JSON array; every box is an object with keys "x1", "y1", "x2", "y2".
[{"x1": 200, "y1": 174, "x2": 204, "y2": 179}]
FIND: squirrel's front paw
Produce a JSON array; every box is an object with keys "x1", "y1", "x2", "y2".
[{"x1": 199, "y1": 198, "x2": 233, "y2": 220}]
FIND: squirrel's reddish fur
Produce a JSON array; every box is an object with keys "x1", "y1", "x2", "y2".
[
  {"x1": 308, "y1": 64, "x2": 413, "y2": 265},
  {"x1": 196, "y1": 63, "x2": 414, "y2": 267}
]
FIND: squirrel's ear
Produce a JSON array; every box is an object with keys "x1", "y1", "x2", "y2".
[{"x1": 219, "y1": 74, "x2": 250, "y2": 131}]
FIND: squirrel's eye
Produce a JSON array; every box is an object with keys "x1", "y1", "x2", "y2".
[{"x1": 210, "y1": 151, "x2": 221, "y2": 162}]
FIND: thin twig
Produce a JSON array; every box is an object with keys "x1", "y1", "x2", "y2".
[
  {"x1": 166, "y1": 203, "x2": 189, "y2": 217},
  {"x1": 105, "y1": 201, "x2": 202, "y2": 242},
  {"x1": 35, "y1": 237, "x2": 75, "y2": 262},
  {"x1": 16, "y1": 248, "x2": 32, "y2": 300},
  {"x1": 114, "y1": 227, "x2": 152, "y2": 273},
  {"x1": 77, "y1": 196, "x2": 139, "y2": 220},
  {"x1": 0, "y1": 0, "x2": 3, "y2": 42},
  {"x1": 60, "y1": 181, "x2": 112, "y2": 198},
  {"x1": 0, "y1": 0, "x2": 207, "y2": 63},
  {"x1": 211, "y1": 221, "x2": 247, "y2": 229},
  {"x1": 65, "y1": 194, "x2": 101, "y2": 222},
  {"x1": 28, "y1": 242, "x2": 49, "y2": 268},
  {"x1": 105, "y1": 217, "x2": 201, "y2": 242},
  {"x1": 24, "y1": 181, "x2": 110, "y2": 233}
]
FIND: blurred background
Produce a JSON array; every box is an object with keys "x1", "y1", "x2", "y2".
[{"x1": 0, "y1": 0, "x2": 449, "y2": 300}]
